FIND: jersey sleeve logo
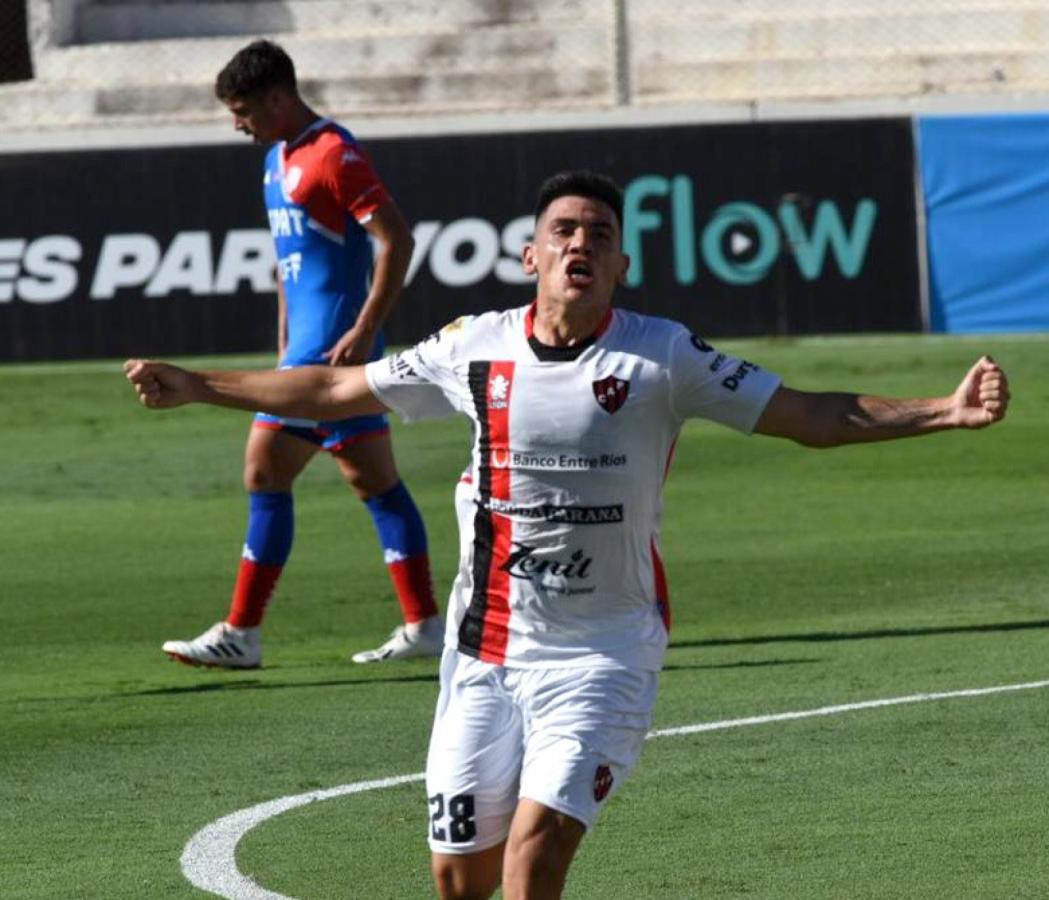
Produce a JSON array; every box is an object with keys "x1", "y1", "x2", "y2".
[
  {"x1": 388, "y1": 353, "x2": 418, "y2": 381},
  {"x1": 284, "y1": 165, "x2": 303, "y2": 193},
  {"x1": 721, "y1": 360, "x2": 759, "y2": 392},
  {"x1": 690, "y1": 333, "x2": 714, "y2": 354},
  {"x1": 592, "y1": 376, "x2": 630, "y2": 414}
]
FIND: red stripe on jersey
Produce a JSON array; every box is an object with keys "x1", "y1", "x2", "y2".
[
  {"x1": 650, "y1": 537, "x2": 671, "y2": 631},
  {"x1": 663, "y1": 436, "x2": 679, "y2": 481},
  {"x1": 478, "y1": 360, "x2": 515, "y2": 663},
  {"x1": 478, "y1": 514, "x2": 512, "y2": 663},
  {"x1": 652, "y1": 437, "x2": 677, "y2": 631}
]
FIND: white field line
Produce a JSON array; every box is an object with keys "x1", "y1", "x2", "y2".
[
  {"x1": 180, "y1": 678, "x2": 1049, "y2": 900},
  {"x1": 646, "y1": 678, "x2": 1049, "y2": 738},
  {"x1": 180, "y1": 773, "x2": 425, "y2": 900}
]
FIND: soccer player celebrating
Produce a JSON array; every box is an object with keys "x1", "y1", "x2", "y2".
[
  {"x1": 126, "y1": 171, "x2": 1009, "y2": 898},
  {"x1": 160, "y1": 40, "x2": 443, "y2": 669}
]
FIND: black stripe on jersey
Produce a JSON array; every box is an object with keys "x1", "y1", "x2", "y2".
[
  {"x1": 528, "y1": 333, "x2": 596, "y2": 362},
  {"x1": 457, "y1": 361, "x2": 494, "y2": 657}
]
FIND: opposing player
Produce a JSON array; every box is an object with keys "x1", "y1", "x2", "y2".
[
  {"x1": 126, "y1": 171, "x2": 1009, "y2": 897},
  {"x1": 159, "y1": 40, "x2": 442, "y2": 669}
]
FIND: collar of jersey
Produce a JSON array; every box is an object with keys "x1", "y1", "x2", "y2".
[
  {"x1": 524, "y1": 300, "x2": 614, "y2": 362},
  {"x1": 284, "y1": 116, "x2": 332, "y2": 151}
]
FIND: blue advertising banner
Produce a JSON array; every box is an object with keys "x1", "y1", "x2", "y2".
[{"x1": 919, "y1": 114, "x2": 1049, "y2": 333}]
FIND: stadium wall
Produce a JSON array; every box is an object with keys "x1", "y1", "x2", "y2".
[{"x1": 0, "y1": 117, "x2": 922, "y2": 362}]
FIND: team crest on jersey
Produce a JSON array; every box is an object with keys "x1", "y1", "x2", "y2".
[
  {"x1": 284, "y1": 165, "x2": 303, "y2": 192},
  {"x1": 593, "y1": 376, "x2": 629, "y2": 414},
  {"x1": 593, "y1": 765, "x2": 614, "y2": 802},
  {"x1": 489, "y1": 373, "x2": 510, "y2": 409}
]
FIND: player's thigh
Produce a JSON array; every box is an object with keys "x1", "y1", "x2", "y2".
[
  {"x1": 517, "y1": 666, "x2": 658, "y2": 832},
  {"x1": 243, "y1": 423, "x2": 318, "y2": 491},
  {"x1": 331, "y1": 430, "x2": 400, "y2": 498},
  {"x1": 427, "y1": 650, "x2": 523, "y2": 857}
]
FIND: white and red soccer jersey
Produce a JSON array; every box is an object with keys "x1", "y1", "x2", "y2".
[{"x1": 365, "y1": 303, "x2": 781, "y2": 671}]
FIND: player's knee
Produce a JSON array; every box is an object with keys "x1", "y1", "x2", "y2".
[
  {"x1": 243, "y1": 465, "x2": 269, "y2": 492},
  {"x1": 503, "y1": 814, "x2": 581, "y2": 895},
  {"x1": 243, "y1": 464, "x2": 291, "y2": 493},
  {"x1": 340, "y1": 466, "x2": 398, "y2": 499},
  {"x1": 504, "y1": 832, "x2": 566, "y2": 882},
  {"x1": 338, "y1": 466, "x2": 368, "y2": 495},
  {"x1": 430, "y1": 855, "x2": 497, "y2": 900}
]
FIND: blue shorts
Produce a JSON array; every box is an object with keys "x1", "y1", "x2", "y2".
[{"x1": 253, "y1": 411, "x2": 389, "y2": 454}]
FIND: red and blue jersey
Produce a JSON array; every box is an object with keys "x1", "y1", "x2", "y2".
[{"x1": 263, "y1": 119, "x2": 391, "y2": 366}]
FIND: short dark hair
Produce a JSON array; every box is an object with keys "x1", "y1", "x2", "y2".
[
  {"x1": 534, "y1": 171, "x2": 624, "y2": 230},
  {"x1": 215, "y1": 40, "x2": 297, "y2": 101}
]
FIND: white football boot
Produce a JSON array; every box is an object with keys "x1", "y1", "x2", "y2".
[
  {"x1": 351, "y1": 614, "x2": 444, "y2": 664},
  {"x1": 161, "y1": 622, "x2": 262, "y2": 669}
]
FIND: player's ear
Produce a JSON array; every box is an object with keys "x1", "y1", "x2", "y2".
[
  {"x1": 266, "y1": 85, "x2": 287, "y2": 111},
  {"x1": 522, "y1": 243, "x2": 537, "y2": 276}
]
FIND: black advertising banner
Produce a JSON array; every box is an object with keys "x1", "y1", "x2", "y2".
[
  {"x1": 375, "y1": 118, "x2": 921, "y2": 344},
  {"x1": 0, "y1": 118, "x2": 920, "y2": 362},
  {"x1": 0, "y1": 143, "x2": 273, "y2": 361}
]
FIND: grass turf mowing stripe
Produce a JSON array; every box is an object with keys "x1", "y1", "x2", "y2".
[{"x1": 181, "y1": 677, "x2": 1049, "y2": 899}]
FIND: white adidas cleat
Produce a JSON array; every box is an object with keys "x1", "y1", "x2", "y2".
[
  {"x1": 162, "y1": 622, "x2": 262, "y2": 669},
  {"x1": 351, "y1": 614, "x2": 444, "y2": 664}
]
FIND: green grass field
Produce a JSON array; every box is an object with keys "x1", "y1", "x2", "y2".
[{"x1": 2, "y1": 334, "x2": 1047, "y2": 899}]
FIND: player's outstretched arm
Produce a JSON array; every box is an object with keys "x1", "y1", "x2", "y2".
[
  {"x1": 755, "y1": 355, "x2": 1009, "y2": 448},
  {"x1": 123, "y1": 360, "x2": 388, "y2": 420}
]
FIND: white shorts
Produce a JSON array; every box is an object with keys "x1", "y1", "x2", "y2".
[{"x1": 425, "y1": 648, "x2": 658, "y2": 855}]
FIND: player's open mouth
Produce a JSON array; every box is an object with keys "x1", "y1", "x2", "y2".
[{"x1": 566, "y1": 261, "x2": 594, "y2": 286}]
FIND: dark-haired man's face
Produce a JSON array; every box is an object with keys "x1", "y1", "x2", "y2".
[
  {"x1": 523, "y1": 195, "x2": 629, "y2": 308},
  {"x1": 223, "y1": 89, "x2": 283, "y2": 144}
]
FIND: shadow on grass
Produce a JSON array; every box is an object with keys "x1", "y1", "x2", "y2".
[
  {"x1": 670, "y1": 618, "x2": 1049, "y2": 650},
  {"x1": 663, "y1": 657, "x2": 824, "y2": 673},
  {"x1": 119, "y1": 672, "x2": 439, "y2": 698},
  {"x1": 114, "y1": 659, "x2": 822, "y2": 699}
]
